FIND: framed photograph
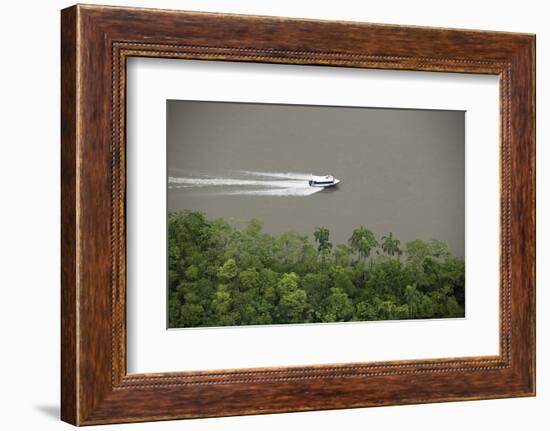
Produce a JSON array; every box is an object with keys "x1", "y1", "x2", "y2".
[{"x1": 61, "y1": 4, "x2": 535, "y2": 425}]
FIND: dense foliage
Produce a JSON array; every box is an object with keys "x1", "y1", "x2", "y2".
[{"x1": 168, "y1": 210, "x2": 465, "y2": 328}]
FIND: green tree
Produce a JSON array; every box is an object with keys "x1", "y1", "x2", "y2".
[
  {"x1": 349, "y1": 226, "x2": 378, "y2": 265},
  {"x1": 277, "y1": 272, "x2": 299, "y2": 294},
  {"x1": 209, "y1": 284, "x2": 237, "y2": 326},
  {"x1": 167, "y1": 210, "x2": 465, "y2": 328},
  {"x1": 301, "y1": 272, "x2": 331, "y2": 319},
  {"x1": 217, "y1": 258, "x2": 238, "y2": 281},
  {"x1": 332, "y1": 266, "x2": 357, "y2": 298},
  {"x1": 366, "y1": 258, "x2": 410, "y2": 300},
  {"x1": 445, "y1": 296, "x2": 464, "y2": 318},
  {"x1": 314, "y1": 227, "x2": 332, "y2": 252},
  {"x1": 334, "y1": 244, "x2": 352, "y2": 267},
  {"x1": 381, "y1": 232, "x2": 402, "y2": 257},
  {"x1": 276, "y1": 230, "x2": 310, "y2": 270},
  {"x1": 320, "y1": 288, "x2": 354, "y2": 322},
  {"x1": 404, "y1": 284, "x2": 422, "y2": 319},
  {"x1": 276, "y1": 273, "x2": 308, "y2": 323},
  {"x1": 238, "y1": 268, "x2": 260, "y2": 292},
  {"x1": 279, "y1": 289, "x2": 309, "y2": 323}
]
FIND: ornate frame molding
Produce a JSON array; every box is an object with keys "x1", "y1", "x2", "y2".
[{"x1": 61, "y1": 5, "x2": 535, "y2": 425}]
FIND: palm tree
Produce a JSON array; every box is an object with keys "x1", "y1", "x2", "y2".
[
  {"x1": 381, "y1": 232, "x2": 402, "y2": 257},
  {"x1": 348, "y1": 226, "x2": 378, "y2": 266},
  {"x1": 313, "y1": 227, "x2": 332, "y2": 252}
]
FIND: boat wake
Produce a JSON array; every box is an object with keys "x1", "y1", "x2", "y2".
[{"x1": 168, "y1": 170, "x2": 323, "y2": 197}]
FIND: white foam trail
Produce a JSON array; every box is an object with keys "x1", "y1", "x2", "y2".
[
  {"x1": 168, "y1": 171, "x2": 326, "y2": 197},
  {"x1": 225, "y1": 187, "x2": 322, "y2": 197},
  {"x1": 238, "y1": 170, "x2": 313, "y2": 180},
  {"x1": 168, "y1": 177, "x2": 308, "y2": 188}
]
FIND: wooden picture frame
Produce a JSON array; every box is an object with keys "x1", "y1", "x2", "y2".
[{"x1": 61, "y1": 4, "x2": 535, "y2": 425}]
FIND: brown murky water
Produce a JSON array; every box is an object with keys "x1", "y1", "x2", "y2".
[{"x1": 167, "y1": 100, "x2": 465, "y2": 257}]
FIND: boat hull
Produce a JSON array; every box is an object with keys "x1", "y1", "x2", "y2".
[{"x1": 309, "y1": 179, "x2": 340, "y2": 188}]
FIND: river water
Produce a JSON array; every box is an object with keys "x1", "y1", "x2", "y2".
[{"x1": 167, "y1": 101, "x2": 465, "y2": 257}]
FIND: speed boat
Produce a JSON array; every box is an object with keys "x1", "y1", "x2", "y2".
[{"x1": 308, "y1": 175, "x2": 340, "y2": 188}]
